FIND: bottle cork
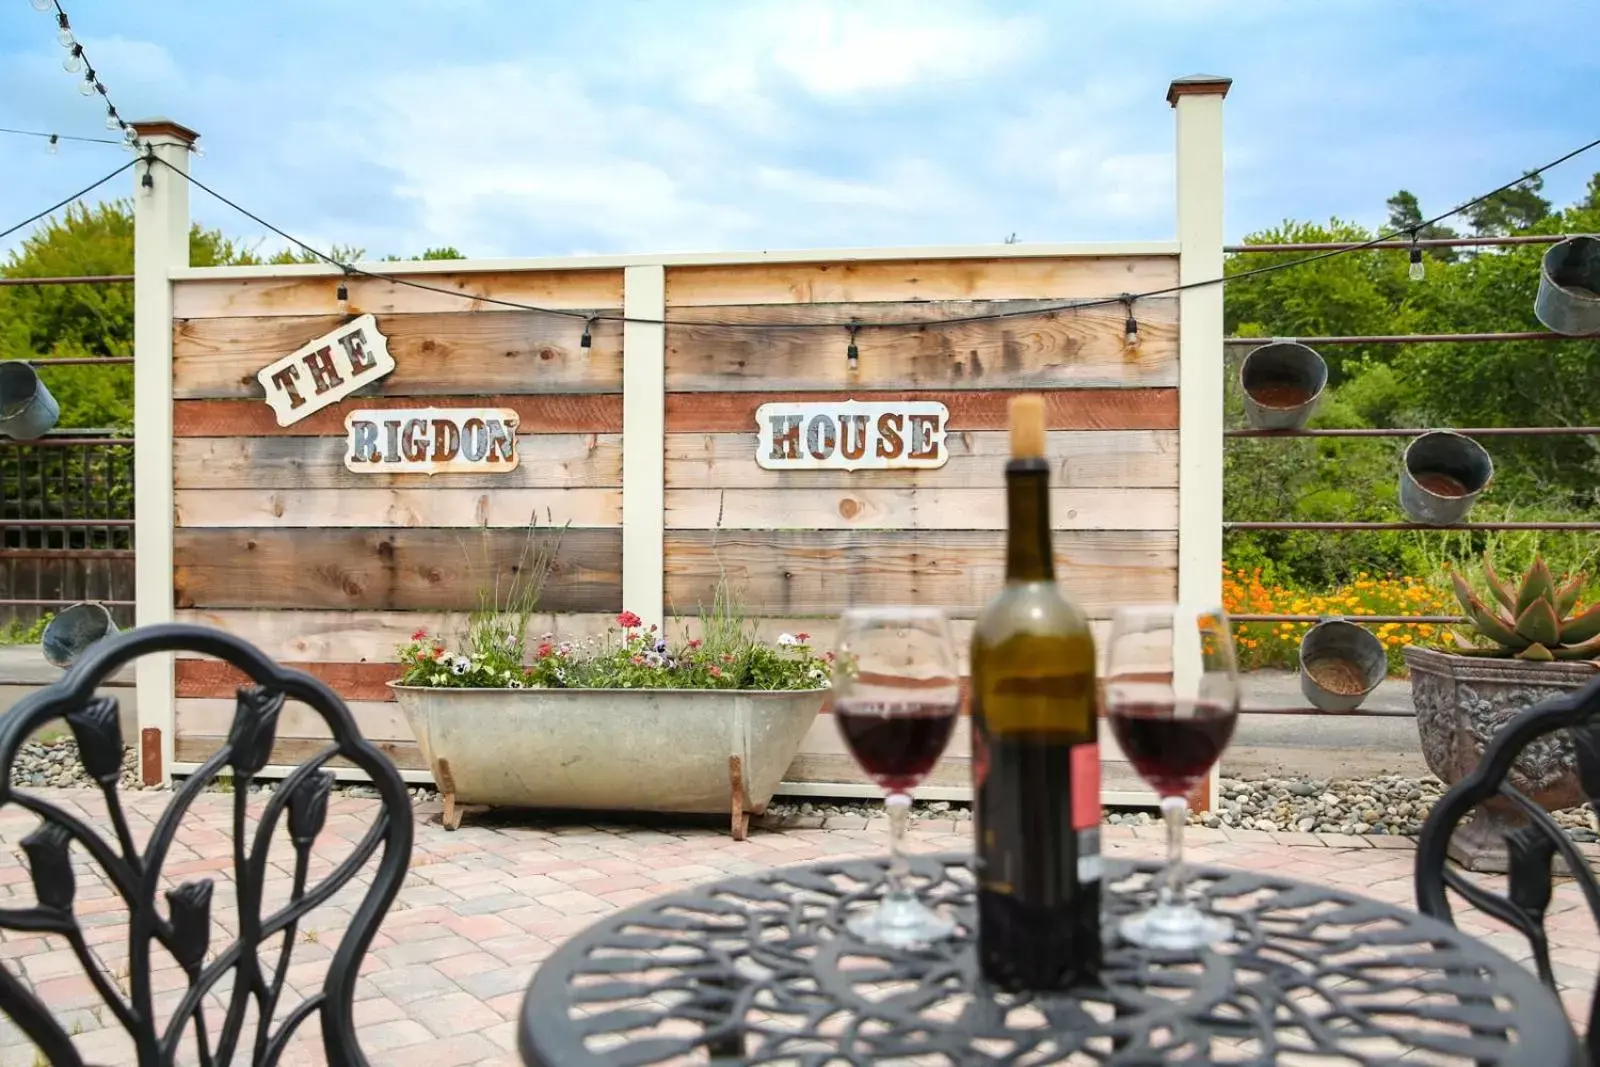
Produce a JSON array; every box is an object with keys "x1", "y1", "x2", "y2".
[{"x1": 1009, "y1": 394, "x2": 1046, "y2": 460}]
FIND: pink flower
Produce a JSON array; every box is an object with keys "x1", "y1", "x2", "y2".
[
  {"x1": 433, "y1": 647, "x2": 447, "y2": 661},
  {"x1": 411, "y1": 629, "x2": 428, "y2": 641},
  {"x1": 709, "y1": 666, "x2": 723, "y2": 678},
  {"x1": 617, "y1": 611, "x2": 643, "y2": 629},
  {"x1": 536, "y1": 642, "x2": 554, "y2": 659},
  {"x1": 688, "y1": 638, "x2": 703, "y2": 649},
  {"x1": 795, "y1": 632, "x2": 811, "y2": 642},
  {"x1": 630, "y1": 655, "x2": 645, "y2": 666}
]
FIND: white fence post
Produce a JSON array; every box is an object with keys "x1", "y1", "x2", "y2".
[
  {"x1": 622, "y1": 265, "x2": 666, "y2": 628},
  {"x1": 1170, "y1": 76, "x2": 1231, "y2": 809},
  {"x1": 132, "y1": 119, "x2": 197, "y2": 785}
]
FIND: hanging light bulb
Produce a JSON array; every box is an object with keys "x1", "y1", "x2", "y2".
[
  {"x1": 104, "y1": 108, "x2": 120, "y2": 131},
  {"x1": 579, "y1": 315, "x2": 595, "y2": 349},
  {"x1": 78, "y1": 70, "x2": 96, "y2": 95},
  {"x1": 336, "y1": 279, "x2": 350, "y2": 308},
  {"x1": 190, "y1": 138, "x2": 204, "y2": 158},
  {"x1": 55, "y1": 13, "x2": 73, "y2": 46},
  {"x1": 846, "y1": 324, "x2": 860, "y2": 371},
  {"x1": 1408, "y1": 233, "x2": 1425, "y2": 282},
  {"x1": 30, "y1": 0, "x2": 54, "y2": 12},
  {"x1": 1122, "y1": 296, "x2": 1140, "y2": 348},
  {"x1": 47, "y1": 134, "x2": 59, "y2": 155},
  {"x1": 63, "y1": 44, "x2": 83, "y2": 73}
]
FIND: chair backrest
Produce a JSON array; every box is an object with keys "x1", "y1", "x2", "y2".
[
  {"x1": 1415, "y1": 673, "x2": 1600, "y2": 1060},
  {"x1": 0, "y1": 623, "x2": 414, "y2": 1066}
]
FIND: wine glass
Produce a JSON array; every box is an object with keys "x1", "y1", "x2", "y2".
[
  {"x1": 832, "y1": 606, "x2": 961, "y2": 947},
  {"x1": 1104, "y1": 604, "x2": 1241, "y2": 951}
]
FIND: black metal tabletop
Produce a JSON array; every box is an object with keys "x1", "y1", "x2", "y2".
[{"x1": 517, "y1": 853, "x2": 1580, "y2": 1066}]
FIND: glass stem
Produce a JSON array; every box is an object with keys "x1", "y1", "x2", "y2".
[
  {"x1": 1159, "y1": 794, "x2": 1187, "y2": 907},
  {"x1": 885, "y1": 792, "x2": 912, "y2": 900}
]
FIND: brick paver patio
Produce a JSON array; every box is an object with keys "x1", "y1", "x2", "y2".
[{"x1": 0, "y1": 791, "x2": 1592, "y2": 1065}]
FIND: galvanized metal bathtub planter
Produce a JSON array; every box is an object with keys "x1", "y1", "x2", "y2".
[{"x1": 390, "y1": 684, "x2": 827, "y2": 839}]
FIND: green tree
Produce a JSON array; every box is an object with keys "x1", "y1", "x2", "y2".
[
  {"x1": 1384, "y1": 189, "x2": 1459, "y2": 261},
  {"x1": 1464, "y1": 172, "x2": 1551, "y2": 236}
]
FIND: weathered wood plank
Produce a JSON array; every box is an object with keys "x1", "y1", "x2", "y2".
[
  {"x1": 177, "y1": 660, "x2": 398, "y2": 701},
  {"x1": 175, "y1": 488, "x2": 622, "y2": 529},
  {"x1": 174, "y1": 528, "x2": 621, "y2": 612},
  {"x1": 664, "y1": 389, "x2": 1175, "y2": 434},
  {"x1": 666, "y1": 430, "x2": 1177, "y2": 489},
  {"x1": 663, "y1": 256, "x2": 1179, "y2": 307},
  {"x1": 665, "y1": 300, "x2": 1176, "y2": 391},
  {"x1": 174, "y1": 734, "x2": 428, "y2": 772},
  {"x1": 174, "y1": 312, "x2": 622, "y2": 399},
  {"x1": 174, "y1": 434, "x2": 623, "y2": 490},
  {"x1": 173, "y1": 609, "x2": 619, "y2": 663},
  {"x1": 172, "y1": 269, "x2": 624, "y2": 319},
  {"x1": 664, "y1": 530, "x2": 1175, "y2": 618},
  {"x1": 176, "y1": 696, "x2": 410, "y2": 740},
  {"x1": 173, "y1": 394, "x2": 622, "y2": 437},
  {"x1": 666, "y1": 487, "x2": 1177, "y2": 531}
]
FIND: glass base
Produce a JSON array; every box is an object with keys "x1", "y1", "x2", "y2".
[
  {"x1": 1118, "y1": 901, "x2": 1232, "y2": 952},
  {"x1": 847, "y1": 890, "x2": 956, "y2": 948}
]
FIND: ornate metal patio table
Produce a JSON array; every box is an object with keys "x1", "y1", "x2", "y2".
[{"x1": 517, "y1": 853, "x2": 1580, "y2": 1065}]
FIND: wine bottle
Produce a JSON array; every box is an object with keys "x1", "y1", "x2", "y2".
[{"x1": 969, "y1": 393, "x2": 1102, "y2": 990}]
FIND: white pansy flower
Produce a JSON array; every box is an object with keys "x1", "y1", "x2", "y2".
[
  {"x1": 508, "y1": 678, "x2": 525, "y2": 689},
  {"x1": 451, "y1": 656, "x2": 470, "y2": 675},
  {"x1": 777, "y1": 633, "x2": 799, "y2": 646}
]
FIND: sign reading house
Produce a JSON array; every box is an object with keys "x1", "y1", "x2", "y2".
[
  {"x1": 256, "y1": 314, "x2": 396, "y2": 426},
  {"x1": 343, "y1": 408, "x2": 521, "y2": 475},
  {"x1": 755, "y1": 399, "x2": 950, "y2": 471}
]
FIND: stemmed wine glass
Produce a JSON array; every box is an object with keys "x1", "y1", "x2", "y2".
[
  {"x1": 1104, "y1": 604, "x2": 1241, "y2": 951},
  {"x1": 832, "y1": 606, "x2": 962, "y2": 947}
]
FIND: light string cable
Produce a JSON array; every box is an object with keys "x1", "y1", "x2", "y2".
[
  {"x1": 0, "y1": 125, "x2": 123, "y2": 147},
  {"x1": 154, "y1": 133, "x2": 1600, "y2": 333},
  {"x1": 34, "y1": 0, "x2": 183, "y2": 154},
  {"x1": 0, "y1": 158, "x2": 137, "y2": 243}
]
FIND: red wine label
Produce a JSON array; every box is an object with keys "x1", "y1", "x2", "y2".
[{"x1": 1071, "y1": 743, "x2": 1100, "y2": 830}]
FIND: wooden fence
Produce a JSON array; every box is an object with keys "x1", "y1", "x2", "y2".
[{"x1": 127, "y1": 78, "x2": 1229, "y2": 803}]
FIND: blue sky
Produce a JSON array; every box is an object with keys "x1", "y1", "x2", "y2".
[{"x1": 3, "y1": 0, "x2": 1597, "y2": 260}]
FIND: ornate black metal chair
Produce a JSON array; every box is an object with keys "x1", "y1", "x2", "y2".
[
  {"x1": 1415, "y1": 673, "x2": 1600, "y2": 1061},
  {"x1": 0, "y1": 623, "x2": 414, "y2": 1066}
]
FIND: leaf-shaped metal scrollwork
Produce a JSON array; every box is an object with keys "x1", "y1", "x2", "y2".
[
  {"x1": 228, "y1": 685, "x2": 284, "y2": 778},
  {"x1": 21, "y1": 822, "x2": 76, "y2": 912},
  {"x1": 65, "y1": 695, "x2": 124, "y2": 784},
  {"x1": 167, "y1": 880, "x2": 213, "y2": 974}
]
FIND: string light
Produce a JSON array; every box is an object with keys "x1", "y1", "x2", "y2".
[
  {"x1": 47, "y1": 134, "x2": 58, "y2": 155},
  {"x1": 78, "y1": 70, "x2": 96, "y2": 96},
  {"x1": 579, "y1": 315, "x2": 596, "y2": 349},
  {"x1": 63, "y1": 44, "x2": 84, "y2": 73},
  {"x1": 1122, "y1": 296, "x2": 1140, "y2": 348},
  {"x1": 335, "y1": 276, "x2": 350, "y2": 309},
  {"x1": 30, "y1": 0, "x2": 53, "y2": 11},
  {"x1": 35, "y1": 1, "x2": 145, "y2": 155},
  {"x1": 55, "y1": 12, "x2": 73, "y2": 47},
  {"x1": 1408, "y1": 232, "x2": 1425, "y2": 282},
  {"x1": 846, "y1": 324, "x2": 861, "y2": 371}
]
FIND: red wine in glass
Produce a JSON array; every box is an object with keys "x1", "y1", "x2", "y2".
[
  {"x1": 1109, "y1": 700, "x2": 1237, "y2": 798},
  {"x1": 833, "y1": 699, "x2": 958, "y2": 793}
]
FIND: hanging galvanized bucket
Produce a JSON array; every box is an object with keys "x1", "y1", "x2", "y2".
[
  {"x1": 41, "y1": 602, "x2": 119, "y2": 669},
  {"x1": 1239, "y1": 341, "x2": 1327, "y2": 431},
  {"x1": 0, "y1": 362, "x2": 60, "y2": 441},
  {"x1": 1399, "y1": 431, "x2": 1493, "y2": 525},
  {"x1": 1299, "y1": 617, "x2": 1386, "y2": 713},
  {"x1": 1533, "y1": 235, "x2": 1600, "y2": 337}
]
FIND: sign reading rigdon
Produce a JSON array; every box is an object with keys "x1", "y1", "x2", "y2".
[{"x1": 343, "y1": 407, "x2": 521, "y2": 474}]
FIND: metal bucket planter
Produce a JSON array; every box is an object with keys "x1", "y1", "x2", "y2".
[
  {"x1": 0, "y1": 362, "x2": 60, "y2": 440},
  {"x1": 41, "y1": 602, "x2": 119, "y2": 669},
  {"x1": 1405, "y1": 645, "x2": 1598, "y2": 871},
  {"x1": 1399, "y1": 431, "x2": 1493, "y2": 525},
  {"x1": 1239, "y1": 342, "x2": 1327, "y2": 431},
  {"x1": 391, "y1": 684, "x2": 827, "y2": 839},
  {"x1": 1298, "y1": 618, "x2": 1386, "y2": 712},
  {"x1": 1534, "y1": 235, "x2": 1600, "y2": 336}
]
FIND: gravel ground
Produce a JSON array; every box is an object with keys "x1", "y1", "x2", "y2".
[{"x1": 8, "y1": 738, "x2": 1596, "y2": 844}]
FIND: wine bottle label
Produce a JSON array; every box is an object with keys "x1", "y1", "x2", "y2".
[{"x1": 1071, "y1": 742, "x2": 1100, "y2": 830}]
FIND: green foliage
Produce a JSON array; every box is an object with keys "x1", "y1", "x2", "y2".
[{"x1": 0, "y1": 612, "x2": 51, "y2": 645}]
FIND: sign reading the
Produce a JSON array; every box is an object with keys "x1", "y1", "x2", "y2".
[
  {"x1": 755, "y1": 400, "x2": 950, "y2": 471},
  {"x1": 256, "y1": 314, "x2": 396, "y2": 426},
  {"x1": 343, "y1": 408, "x2": 521, "y2": 475}
]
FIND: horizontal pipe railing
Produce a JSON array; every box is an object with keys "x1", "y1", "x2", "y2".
[
  {"x1": 1226, "y1": 521, "x2": 1600, "y2": 531},
  {"x1": 1238, "y1": 705, "x2": 1415, "y2": 718},
  {"x1": 0, "y1": 597, "x2": 135, "y2": 607},
  {"x1": 0, "y1": 275, "x2": 134, "y2": 287},
  {"x1": 0, "y1": 549, "x2": 135, "y2": 560},
  {"x1": 0, "y1": 438, "x2": 133, "y2": 447},
  {"x1": 22, "y1": 357, "x2": 135, "y2": 366},
  {"x1": 1224, "y1": 330, "x2": 1569, "y2": 346},
  {"x1": 1227, "y1": 426, "x2": 1600, "y2": 438},
  {"x1": 1223, "y1": 234, "x2": 1580, "y2": 253},
  {"x1": 0, "y1": 519, "x2": 135, "y2": 528}
]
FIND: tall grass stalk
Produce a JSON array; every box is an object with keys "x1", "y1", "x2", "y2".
[{"x1": 459, "y1": 519, "x2": 566, "y2": 662}]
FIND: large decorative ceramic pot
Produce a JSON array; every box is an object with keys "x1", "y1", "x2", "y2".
[
  {"x1": 390, "y1": 684, "x2": 827, "y2": 839},
  {"x1": 1404, "y1": 646, "x2": 1597, "y2": 870}
]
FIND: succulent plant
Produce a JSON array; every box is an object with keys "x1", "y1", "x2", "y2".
[{"x1": 1448, "y1": 554, "x2": 1600, "y2": 661}]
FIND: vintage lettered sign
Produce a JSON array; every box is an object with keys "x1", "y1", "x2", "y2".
[
  {"x1": 343, "y1": 408, "x2": 521, "y2": 474},
  {"x1": 755, "y1": 399, "x2": 950, "y2": 471},
  {"x1": 256, "y1": 314, "x2": 396, "y2": 426}
]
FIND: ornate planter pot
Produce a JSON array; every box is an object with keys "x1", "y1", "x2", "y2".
[
  {"x1": 1404, "y1": 646, "x2": 1597, "y2": 870},
  {"x1": 390, "y1": 685, "x2": 827, "y2": 839}
]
